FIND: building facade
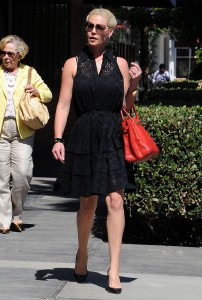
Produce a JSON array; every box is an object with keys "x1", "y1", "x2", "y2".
[{"x1": 0, "y1": 0, "x2": 88, "y2": 92}]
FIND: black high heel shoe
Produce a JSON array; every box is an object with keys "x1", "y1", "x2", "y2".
[
  {"x1": 74, "y1": 270, "x2": 88, "y2": 283},
  {"x1": 74, "y1": 254, "x2": 88, "y2": 283},
  {"x1": 10, "y1": 222, "x2": 24, "y2": 232},
  {"x1": 107, "y1": 286, "x2": 122, "y2": 294},
  {"x1": 106, "y1": 269, "x2": 122, "y2": 294}
]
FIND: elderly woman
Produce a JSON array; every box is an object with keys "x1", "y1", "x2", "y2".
[{"x1": 0, "y1": 35, "x2": 52, "y2": 234}]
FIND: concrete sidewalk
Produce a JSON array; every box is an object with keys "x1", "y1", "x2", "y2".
[{"x1": 0, "y1": 177, "x2": 202, "y2": 300}]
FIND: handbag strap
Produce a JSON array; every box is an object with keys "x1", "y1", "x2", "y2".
[
  {"x1": 27, "y1": 67, "x2": 33, "y2": 85},
  {"x1": 121, "y1": 105, "x2": 139, "y2": 121}
]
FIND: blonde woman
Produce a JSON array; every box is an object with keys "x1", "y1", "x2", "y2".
[
  {"x1": 52, "y1": 8, "x2": 141, "y2": 293},
  {"x1": 0, "y1": 35, "x2": 52, "y2": 234}
]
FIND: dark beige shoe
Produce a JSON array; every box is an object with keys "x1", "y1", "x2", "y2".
[{"x1": 0, "y1": 228, "x2": 10, "y2": 234}]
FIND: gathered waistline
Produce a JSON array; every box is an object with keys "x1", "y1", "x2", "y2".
[
  {"x1": 81, "y1": 110, "x2": 120, "y2": 117},
  {"x1": 4, "y1": 116, "x2": 16, "y2": 119}
]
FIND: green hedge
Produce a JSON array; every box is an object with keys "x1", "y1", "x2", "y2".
[
  {"x1": 128, "y1": 105, "x2": 202, "y2": 221},
  {"x1": 147, "y1": 80, "x2": 202, "y2": 106},
  {"x1": 162, "y1": 80, "x2": 199, "y2": 89}
]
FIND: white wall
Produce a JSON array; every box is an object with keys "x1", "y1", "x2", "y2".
[
  {"x1": 168, "y1": 39, "x2": 176, "y2": 81},
  {"x1": 153, "y1": 33, "x2": 176, "y2": 81}
]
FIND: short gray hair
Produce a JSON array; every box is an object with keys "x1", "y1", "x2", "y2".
[{"x1": 0, "y1": 35, "x2": 29, "y2": 59}]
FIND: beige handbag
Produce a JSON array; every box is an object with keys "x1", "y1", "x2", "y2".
[{"x1": 19, "y1": 67, "x2": 50, "y2": 130}]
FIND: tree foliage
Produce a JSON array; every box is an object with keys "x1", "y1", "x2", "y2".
[
  {"x1": 109, "y1": 0, "x2": 202, "y2": 47},
  {"x1": 169, "y1": 0, "x2": 202, "y2": 46},
  {"x1": 107, "y1": 2, "x2": 202, "y2": 99}
]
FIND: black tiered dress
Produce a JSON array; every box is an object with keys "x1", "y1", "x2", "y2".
[{"x1": 55, "y1": 46, "x2": 128, "y2": 197}]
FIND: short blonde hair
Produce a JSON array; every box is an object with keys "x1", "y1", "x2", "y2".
[
  {"x1": 0, "y1": 35, "x2": 29, "y2": 59},
  {"x1": 86, "y1": 8, "x2": 117, "y2": 28}
]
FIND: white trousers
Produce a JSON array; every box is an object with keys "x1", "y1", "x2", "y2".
[{"x1": 0, "y1": 118, "x2": 34, "y2": 228}]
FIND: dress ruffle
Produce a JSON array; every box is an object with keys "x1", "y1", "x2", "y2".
[{"x1": 55, "y1": 111, "x2": 127, "y2": 197}]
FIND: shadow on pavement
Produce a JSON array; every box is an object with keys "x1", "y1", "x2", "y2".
[{"x1": 35, "y1": 268, "x2": 137, "y2": 289}]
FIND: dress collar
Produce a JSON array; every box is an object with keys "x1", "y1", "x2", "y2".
[{"x1": 80, "y1": 46, "x2": 114, "y2": 62}]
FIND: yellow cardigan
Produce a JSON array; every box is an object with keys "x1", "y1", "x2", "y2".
[{"x1": 0, "y1": 63, "x2": 52, "y2": 139}]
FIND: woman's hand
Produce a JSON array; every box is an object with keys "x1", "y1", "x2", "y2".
[
  {"x1": 129, "y1": 62, "x2": 142, "y2": 81},
  {"x1": 24, "y1": 84, "x2": 40, "y2": 97},
  {"x1": 52, "y1": 142, "x2": 65, "y2": 164}
]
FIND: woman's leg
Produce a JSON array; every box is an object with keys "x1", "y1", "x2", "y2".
[
  {"x1": 75, "y1": 195, "x2": 98, "y2": 275},
  {"x1": 0, "y1": 128, "x2": 12, "y2": 230},
  {"x1": 11, "y1": 134, "x2": 34, "y2": 224},
  {"x1": 105, "y1": 190, "x2": 125, "y2": 289}
]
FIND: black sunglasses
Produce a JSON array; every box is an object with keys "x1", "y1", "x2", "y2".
[
  {"x1": 85, "y1": 22, "x2": 107, "y2": 33},
  {"x1": 0, "y1": 51, "x2": 19, "y2": 58}
]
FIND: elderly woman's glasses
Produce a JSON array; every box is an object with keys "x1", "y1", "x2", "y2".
[
  {"x1": 0, "y1": 51, "x2": 19, "y2": 58},
  {"x1": 85, "y1": 22, "x2": 107, "y2": 34}
]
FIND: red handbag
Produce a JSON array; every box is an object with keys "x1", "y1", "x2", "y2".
[{"x1": 121, "y1": 105, "x2": 160, "y2": 163}]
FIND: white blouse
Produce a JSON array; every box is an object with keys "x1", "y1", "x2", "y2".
[{"x1": 4, "y1": 69, "x2": 18, "y2": 118}]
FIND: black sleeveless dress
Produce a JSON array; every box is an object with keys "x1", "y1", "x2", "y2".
[{"x1": 55, "y1": 46, "x2": 128, "y2": 197}]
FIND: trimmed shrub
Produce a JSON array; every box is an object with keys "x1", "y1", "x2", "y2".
[
  {"x1": 123, "y1": 104, "x2": 202, "y2": 246},
  {"x1": 128, "y1": 104, "x2": 202, "y2": 220},
  {"x1": 162, "y1": 80, "x2": 199, "y2": 89},
  {"x1": 147, "y1": 80, "x2": 202, "y2": 106}
]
